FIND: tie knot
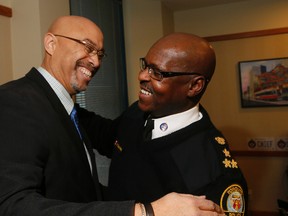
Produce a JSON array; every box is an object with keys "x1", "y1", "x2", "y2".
[
  {"x1": 70, "y1": 106, "x2": 82, "y2": 139},
  {"x1": 70, "y1": 107, "x2": 79, "y2": 122}
]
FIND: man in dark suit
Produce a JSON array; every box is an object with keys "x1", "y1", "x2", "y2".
[
  {"x1": 0, "y1": 16, "x2": 224, "y2": 216},
  {"x1": 106, "y1": 33, "x2": 248, "y2": 216}
]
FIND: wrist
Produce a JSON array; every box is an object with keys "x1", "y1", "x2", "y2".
[
  {"x1": 134, "y1": 202, "x2": 154, "y2": 216},
  {"x1": 135, "y1": 203, "x2": 145, "y2": 216}
]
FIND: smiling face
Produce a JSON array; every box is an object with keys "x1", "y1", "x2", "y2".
[
  {"x1": 41, "y1": 16, "x2": 104, "y2": 96},
  {"x1": 138, "y1": 47, "x2": 194, "y2": 117},
  {"x1": 138, "y1": 33, "x2": 216, "y2": 118}
]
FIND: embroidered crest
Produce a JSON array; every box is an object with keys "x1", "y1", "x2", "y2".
[
  {"x1": 215, "y1": 136, "x2": 226, "y2": 145},
  {"x1": 220, "y1": 184, "x2": 245, "y2": 215}
]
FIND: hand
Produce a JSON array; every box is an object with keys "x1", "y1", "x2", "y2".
[{"x1": 151, "y1": 192, "x2": 225, "y2": 216}]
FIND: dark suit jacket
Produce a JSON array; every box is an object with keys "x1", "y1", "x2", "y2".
[{"x1": 0, "y1": 68, "x2": 133, "y2": 216}]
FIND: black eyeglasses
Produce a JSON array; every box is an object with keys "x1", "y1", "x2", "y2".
[
  {"x1": 139, "y1": 58, "x2": 209, "y2": 82},
  {"x1": 54, "y1": 34, "x2": 107, "y2": 60}
]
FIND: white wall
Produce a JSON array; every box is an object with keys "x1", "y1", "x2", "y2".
[
  {"x1": 9, "y1": 0, "x2": 69, "y2": 80},
  {"x1": 122, "y1": 0, "x2": 164, "y2": 104},
  {"x1": 174, "y1": 0, "x2": 288, "y2": 37},
  {"x1": 10, "y1": 0, "x2": 42, "y2": 79},
  {"x1": 0, "y1": 0, "x2": 9, "y2": 6},
  {"x1": 0, "y1": 0, "x2": 13, "y2": 83}
]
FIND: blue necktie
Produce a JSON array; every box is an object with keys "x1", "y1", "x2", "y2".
[
  {"x1": 70, "y1": 106, "x2": 102, "y2": 200},
  {"x1": 70, "y1": 107, "x2": 83, "y2": 140}
]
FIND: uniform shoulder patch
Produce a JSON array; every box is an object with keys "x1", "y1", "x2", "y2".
[{"x1": 220, "y1": 184, "x2": 245, "y2": 215}]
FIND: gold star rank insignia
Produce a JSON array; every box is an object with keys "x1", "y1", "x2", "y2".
[
  {"x1": 215, "y1": 136, "x2": 226, "y2": 145},
  {"x1": 231, "y1": 159, "x2": 238, "y2": 168},
  {"x1": 223, "y1": 158, "x2": 231, "y2": 168},
  {"x1": 223, "y1": 148, "x2": 231, "y2": 157}
]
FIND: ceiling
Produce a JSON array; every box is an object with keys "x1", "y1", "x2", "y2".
[{"x1": 157, "y1": 0, "x2": 250, "y2": 11}]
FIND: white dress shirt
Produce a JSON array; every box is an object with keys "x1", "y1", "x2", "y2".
[
  {"x1": 37, "y1": 67, "x2": 92, "y2": 173},
  {"x1": 150, "y1": 104, "x2": 203, "y2": 139}
]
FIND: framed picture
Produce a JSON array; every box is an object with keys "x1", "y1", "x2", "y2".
[{"x1": 238, "y1": 57, "x2": 288, "y2": 108}]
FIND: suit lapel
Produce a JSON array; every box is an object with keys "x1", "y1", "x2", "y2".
[
  {"x1": 25, "y1": 68, "x2": 102, "y2": 199},
  {"x1": 79, "y1": 124, "x2": 103, "y2": 200}
]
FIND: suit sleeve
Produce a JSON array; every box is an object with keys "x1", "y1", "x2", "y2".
[{"x1": 77, "y1": 104, "x2": 121, "y2": 158}]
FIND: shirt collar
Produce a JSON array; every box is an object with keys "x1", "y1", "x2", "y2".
[
  {"x1": 151, "y1": 104, "x2": 202, "y2": 139},
  {"x1": 37, "y1": 67, "x2": 74, "y2": 114}
]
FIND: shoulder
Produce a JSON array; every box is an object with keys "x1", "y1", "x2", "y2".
[
  {"x1": 121, "y1": 101, "x2": 147, "y2": 120},
  {"x1": 209, "y1": 133, "x2": 248, "y2": 214},
  {"x1": 0, "y1": 68, "x2": 48, "y2": 98},
  {"x1": 211, "y1": 134, "x2": 239, "y2": 169}
]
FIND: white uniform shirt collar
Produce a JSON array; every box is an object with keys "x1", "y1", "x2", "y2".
[
  {"x1": 151, "y1": 104, "x2": 202, "y2": 139},
  {"x1": 37, "y1": 67, "x2": 74, "y2": 114}
]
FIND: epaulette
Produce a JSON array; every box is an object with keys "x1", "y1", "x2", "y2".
[
  {"x1": 213, "y1": 136, "x2": 246, "y2": 215},
  {"x1": 214, "y1": 136, "x2": 239, "y2": 169}
]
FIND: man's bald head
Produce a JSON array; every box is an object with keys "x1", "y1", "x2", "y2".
[
  {"x1": 47, "y1": 16, "x2": 103, "y2": 43},
  {"x1": 148, "y1": 33, "x2": 216, "y2": 81}
]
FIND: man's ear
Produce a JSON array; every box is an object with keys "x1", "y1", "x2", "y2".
[
  {"x1": 43, "y1": 33, "x2": 57, "y2": 55},
  {"x1": 187, "y1": 77, "x2": 206, "y2": 97}
]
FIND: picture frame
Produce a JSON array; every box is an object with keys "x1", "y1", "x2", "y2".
[{"x1": 238, "y1": 57, "x2": 288, "y2": 108}]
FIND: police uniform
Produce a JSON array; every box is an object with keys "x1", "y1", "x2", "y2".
[{"x1": 107, "y1": 102, "x2": 248, "y2": 216}]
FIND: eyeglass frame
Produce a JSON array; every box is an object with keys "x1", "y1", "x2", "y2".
[
  {"x1": 54, "y1": 34, "x2": 107, "y2": 60},
  {"x1": 139, "y1": 58, "x2": 209, "y2": 82}
]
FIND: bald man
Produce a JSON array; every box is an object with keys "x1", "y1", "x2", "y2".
[
  {"x1": 0, "y1": 16, "x2": 225, "y2": 216},
  {"x1": 106, "y1": 33, "x2": 248, "y2": 215}
]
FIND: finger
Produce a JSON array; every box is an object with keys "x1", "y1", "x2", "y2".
[
  {"x1": 198, "y1": 200, "x2": 223, "y2": 213},
  {"x1": 213, "y1": 203, "x2": 224, "y2": 214},
  {"x1": 193, "y1": 195, "x2": 206, "y2": 199},
  {"x1": 178, "y1": 193, "x2": 206, "y2": 199},
  {"x1": 177, "y1": 193, "x2": 224, "y2": 214}
]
